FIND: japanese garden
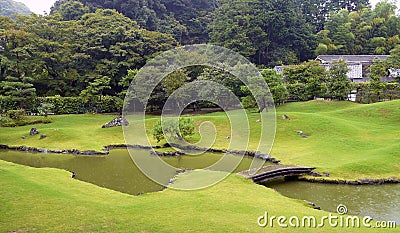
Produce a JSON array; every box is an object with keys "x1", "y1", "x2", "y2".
[{"x1": 0, "y1": 0, "x2": 399, "y2": 232}]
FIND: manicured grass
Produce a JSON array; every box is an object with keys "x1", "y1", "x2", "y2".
[
  {"x1": 1, "y1": 100, "x2": 399, "y2": 179},
  {"x1": 0, "y1": 160, "x2": 392, "y2": 233}
]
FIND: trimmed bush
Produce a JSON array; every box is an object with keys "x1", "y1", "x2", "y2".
[{"x1": 355, "y1": 82, "x2": 400, "y2": 104}]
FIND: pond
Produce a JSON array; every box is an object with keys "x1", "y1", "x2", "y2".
[
  {"x1": 0, "y1": 148, "x2": 265, "y2": 195},
  {"x1": 266, "y1": 180, "x2": 400, "y2": 224}
]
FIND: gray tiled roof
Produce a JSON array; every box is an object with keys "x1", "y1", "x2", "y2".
[{"x1": 316, "y1": 55, "x2": 389, "y2": 63}]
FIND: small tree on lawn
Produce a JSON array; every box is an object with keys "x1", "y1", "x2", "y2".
[
  {"x1": 327, "y1": 59, "x2": 351, "y2": 100},
  {"x1": 152, "y1": 117, "x2": 195, "y2": 143},
  {"x1": 0, "y1": 75, "x2": 36, "y2": 109}
]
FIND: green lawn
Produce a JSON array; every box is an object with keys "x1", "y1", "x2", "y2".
[
  {"x1": 1, "y1": 100, "x2": 399, "y2": 179},
  {"x1": 0, "y1": 100, "x2": 399, "y2": 232},
  {"x1": 0, "y1": 160, "x2": 393, "y2": 233}
]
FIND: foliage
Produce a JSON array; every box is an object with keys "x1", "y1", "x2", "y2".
[
  {"x1": 316, "y1": 1, "x2": 400, "y2": 55},
  {"x1": 37, "y1": 103, "x2": 55, "y2": 117},
  {"x1": 326, "y1": 59, "x2": 352, "y2": 100},
  {"x1": 0, "y1": 75, "x2": 36, "y2": 109},
  {"x1": 355, "y1": 82, "x2": 400, "y2": 103},
  {"x1": 152, "y1": 117, "x2": 195, "y2": 143},
  {"x1": 53, "y1": 1, "x2": 89, "y2": 20},
  {"x1": 0, "y1": 108, "x2": 52, "y2": 127},
  {"x1": 261, "y1": 69, "x2": 288, "y2": 105},
  {"x1": 210, "y1": 0, "x2": 316, "y2": 66},
  {"x1": 283, "y1": 61, "x2": 327, "y2": 100},
  {"x1": 38, "y1": 95, "x2": 123, "y2": 114},
  {"x1": 0, "y1": 10, "x2": 177, "y2": 97},
  {"x1": 7, "y1": 109, "x2": 25, "y2": 121}
]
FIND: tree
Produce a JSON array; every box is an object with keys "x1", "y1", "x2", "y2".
[
  {"x1": 327, "y1": 59, "x2": 351, "y2": 100},
  {"x1": 0, "y1": 75, "x2": 36, "y2": 109},
  {"x1": 55, "y1": 1, "x2": 89, "y2": 20},
  {"x1": 152, "y1": 117, "x2": 195, "y2": 143},
  {"x1": 283, "y1": 61, "x2": 327, "y2": 100},
  {"x1": 261, "y1": 69, "x2": 288, "y2": 105},
  {"x1": 80, "y1": 75, "x2": 111, "y2": 112},
  {"x1": 386, "y1": 45, "x2": 400, "y2": 70},
  {"x1": 369, "y1": 59, "x2": 388, "y2": 101},
  {"x1": 210, "y1": 0, "x2": 316, "y2": 66},
  {"x1": 80, "y1": 75, "x2": 111, "y2": 98}
]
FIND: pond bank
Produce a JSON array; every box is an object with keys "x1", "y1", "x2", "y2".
[{"x1": 0, "y1": 143, "x2": 278, "y2": 162}]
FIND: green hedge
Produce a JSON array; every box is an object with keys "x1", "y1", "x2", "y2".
[
  {"x1": 355, "y1": 82, "x2": 400, "y2": 104},
  {"x1": 0, "y1": 95, "x2": 123, "y2": 114},
  {"x1": 0, "y1": 96, "x2": 18, "y2": 114}
]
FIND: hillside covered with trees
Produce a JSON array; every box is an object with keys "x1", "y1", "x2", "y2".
[
  {"x1": 0, "y1": 0, "x2": 31, "y2": 16},
  {"x1": 1, "y1": 0, "x2": 400, "y2": 116},
  {"x1": 50, "y1": 0, "x2": 400, "y2": 66}
]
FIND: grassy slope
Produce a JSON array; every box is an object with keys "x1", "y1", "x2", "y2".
[
  {"x1": 0, "y1": 160, "x2": 390, "y2": 233},
  {"x1": 272, "y1": 100, "x2": 400, "y2": 179},
  {"x1": 0, "y1": 100, "x2": 399, "y2": 179}
]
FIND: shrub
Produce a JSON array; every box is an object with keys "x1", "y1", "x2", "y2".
[
  {"x1": 152, "y1": 117, "x2": 195, "y2": 143},
  {"x1": 0, "y1": 116, "x2": 12, "y2": 126},
  {"x1": 7, "y1": 109, "x2": 26, "y2": 122}
]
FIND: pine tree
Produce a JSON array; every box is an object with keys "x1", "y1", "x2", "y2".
[{"x1": 0, "y1": 75, "x2": 36, "y2": 109}]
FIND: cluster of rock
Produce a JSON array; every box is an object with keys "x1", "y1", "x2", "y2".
[
  {"x1": 162, "y1": 143, "x2": 278, "y2": 163},
  {"x1": 298, "y1": 176, "x2": 400, "y2": 185},
  {"x1": 150, "y1": 150, "x2": 185, "y2": 156},
  {"x1": 102, "y1": 115, "x2": 129, "y2": 128},
  {"x1": 309, "y1": 171, "x2": 330, "y2": 177},
  {"x1": 30, "y1": 128, "x2": 39, "y2": 135},
  {"x1": 0, "y1": 144, "x2": 108, "y2": 155},
  {"x1": 296, "y1": 130, "x2": 309, "y2": 138}
]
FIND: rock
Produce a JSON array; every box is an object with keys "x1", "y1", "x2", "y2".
[
  {"x1": 226, "y1": 136, "x2": 231, "y2": 139},
  {"x1": 301, "y1": 134, "x2": 309, "y2": 138},
  {"x1": 39, "y1": 134, "x2": 47, "y2": 140},
  {"x1": 38, "y1": 148, "x2": 48, "y2": 153},
  {"x1": 297, "y1": 130, "x2": 303, "y2": 134},
  {"x1": 102, "y1": 115, "x2": 129, "y2": 128},
  {"x1": 21, "y1": 136, "x2": 27, "y2": 139},
  {"x1": 256, "y1": 119, "x2": 261, "y2": 123},
  {"x1": 282, "y1": 114, "x2": 290, "y2": 120},
  {"x1": 30, "y1": 128, "x2": 39, "y2": 135},
  {"x1": 323, "y1": 172, "x2": 330, "y2": 177},
  {"x1": 310, "y1": 171, "x2": 322, "y2": 177},
  {"x1": 305, "y1": 200, "x2": 321, "y2": 210}
]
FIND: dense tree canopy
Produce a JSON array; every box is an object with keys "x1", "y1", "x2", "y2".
[
  {"x1": 49, "y1": 0, "x2": 382, "y2": 66},
  {"x1": 0, "y1": 9, "x2": 177, "y2": 96}
]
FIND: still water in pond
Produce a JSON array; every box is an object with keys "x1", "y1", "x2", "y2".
[
  {"x1": 267, "y1": 180, "x2": 400, "y2": 224},
  {"x1": 0, "y1": 149, "x2": 265, "y2": 195}
]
